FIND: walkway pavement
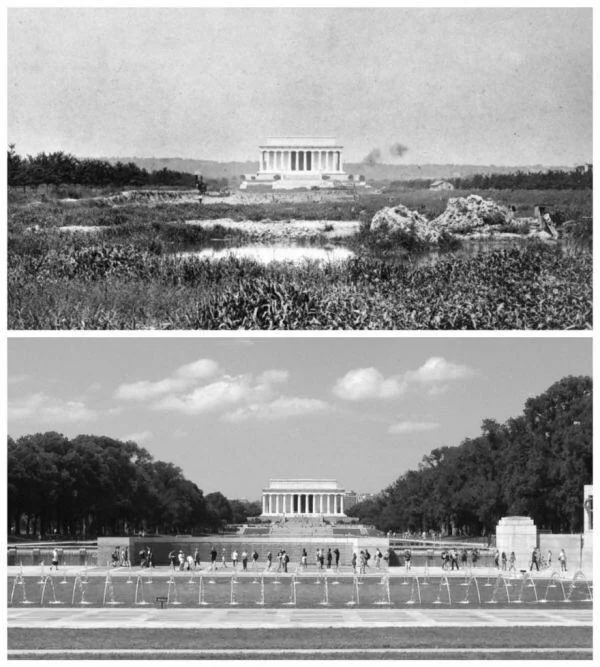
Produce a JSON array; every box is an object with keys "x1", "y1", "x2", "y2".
[{"x1": 7, "y1": 607, "x2": 592, "y2": 629}]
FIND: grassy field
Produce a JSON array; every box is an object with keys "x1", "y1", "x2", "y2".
[
  {"x1": 7, "y1": 627, "x2": 593, "y2": 659},
  {"x1": 7, "y1": 188, "x2": 592, "y2": 330}
]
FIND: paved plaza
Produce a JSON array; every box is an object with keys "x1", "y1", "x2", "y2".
[{"x1": 7, "y1": 605, "x2": 592, "y2": 629}]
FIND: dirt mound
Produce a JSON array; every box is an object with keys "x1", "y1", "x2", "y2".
[
  {"x1": 432, "y1": 195, "x2": 511, "y2": 233},
  {"x1": 370, "y1": 204, "x2": 441, "y2": 243}
]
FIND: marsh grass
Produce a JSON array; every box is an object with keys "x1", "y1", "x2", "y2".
[
  {"x1": 7, "y1": 189, "x2": 592, "y2": 330},
  {"x1": 8, "y1": 243, "x2": 592, "y2": 330}
]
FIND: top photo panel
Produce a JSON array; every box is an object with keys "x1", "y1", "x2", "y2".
[{"x1": 7, "y1": 7, "x2": 592, "y2": 331}]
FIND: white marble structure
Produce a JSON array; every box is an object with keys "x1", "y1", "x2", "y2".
[
  {"x1": 261, "y1": 478, "x2": 346, "y2": 517},
  {"x1": 583, "y1": 484, "x2": 593, "y2": 533},
  {"x1": 258, "y1": 137, "x2": 344, "y2": 175},
  {"x1": 495, "y1": 516, "x2": 537, "y2": 570},
  {"x1": 242, "y1": 137, "x2": 356, "y2": 190}
]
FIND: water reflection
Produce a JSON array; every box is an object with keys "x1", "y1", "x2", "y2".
[{"x1": 178, "y1": 245, "x2": 356, "y2": 265}]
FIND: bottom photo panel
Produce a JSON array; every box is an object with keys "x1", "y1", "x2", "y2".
[{"x1": 7, "y1": 336, "x2": 593, "y2": 660}]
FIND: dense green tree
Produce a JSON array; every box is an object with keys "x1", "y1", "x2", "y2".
[{"x1": 350, "y1": 376, "x2": 592, "y2": 536}]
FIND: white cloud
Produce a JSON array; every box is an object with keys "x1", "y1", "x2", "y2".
[
  {"x1": 333, "y1": 367, "x2": 407, "y2": 401},
  {"x1": 154, "y1": 377, "x2": 252, "y2": 414},
  {"x1": 113, "y1": 359, "x2": 313, "y2": 423},
  {"x1": 175, "y1": 358, "x2": 220, "y2": 380},
  {"x1": 115, "y1": 377, "x2": 191, "y2": 401},
  {"x1": 405, "y1": 357, "x2": 475, "y2": 383},
  {"x1": 224, "y1": 397, "x2": 329, "y2": 422},
  {"x1": 388, "y1": 421, "x2": 439, "y2": 434},
  {"x1": 333, "y1": 357, "x2": 475, "y2": 401},
  {"x1": 122, "y1": 430, "x2": 153, "y2": 443},
  {"x1": 8, "y1": 393, "x2": 97, "y2": 423}
]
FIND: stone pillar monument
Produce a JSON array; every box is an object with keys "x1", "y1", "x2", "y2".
[{"x1": 496, "y1": 516, "x2": 537, "y2": 571}]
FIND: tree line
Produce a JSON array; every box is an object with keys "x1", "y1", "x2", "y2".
[
  {"x1": 7, "y1": 146, "x2": 195, "y2": 189},
  {"x1": 7, "y1": 432, "x2": 260, "y2": 539},
  {"x1": 391, "y1": 166, "x2": 592, "y2": 191},
  {"x1": 347, "y1": 376, "x2": 592, "y2": 536}
]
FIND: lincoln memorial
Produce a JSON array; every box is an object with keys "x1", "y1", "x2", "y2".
[
  {"x1": 261, "y1": 478, "x2": 346, "y2": 517},
  {"x1": 242, "y1": 137, "x2": 359, "y2": 190}
]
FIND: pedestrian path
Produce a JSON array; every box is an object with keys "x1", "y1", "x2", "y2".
[{"x1": 7, "y1": 607, "x2": 592, "y2": 629}]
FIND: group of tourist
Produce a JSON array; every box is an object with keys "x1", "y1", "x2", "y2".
[{"x1": 440, "y1": 548, "x2": 477, "y2": 570}]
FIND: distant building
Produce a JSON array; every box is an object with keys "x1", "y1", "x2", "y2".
[
  {"x1": 241, "y1": 137, "x2": 363, "y2": 191},
  {"x1": 429, "y1": 179, "x2": 454, "y2": 191}
]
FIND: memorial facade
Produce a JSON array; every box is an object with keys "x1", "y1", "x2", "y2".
[
  {"x1": 261, "y1": 478, "x2": 346, "y2": 517},
  {"x1": 242, "y1": 137, "x2": 359, "y2": 190}
]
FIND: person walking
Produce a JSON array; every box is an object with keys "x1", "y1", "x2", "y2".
[
  {"x1": 210, "y1": 546, "x2": 217, "y2": 571},
  {"x1": 231, "y1": 550, "x2": 238, "y2": 569},
  {"x1": 266, "y1": 551, "x2": 272, "y2": 570},
  {"x1": 450, "y1": 549, "x2": 459, "y2": 571},
  {"x1": 194, "y1": 548, "x2": 201, "y2": 569},
  {"x1": 221, "y1": 548, "x2": 227, "y2": 569},
  {"x1": 241, "y1": 550, "x2": 248, "y2": 571},
  {"x1": 252, "y1": 550, "x2": 259, "y2": 571},
  {"x1": 375, "y1": 548, "x2": 382, "y2": 569},
  {"x1": 351, "y1": 551, "x2": 357, "y2": 573},
  {"x1": 326, "y1": 548, "x2": 332, "y2": 569},
  {"x1": 546, "y1": 550, "x2": 552, "y2": 570},
  {"x1": 51, "y1": 548, "x2": 59, "y2": 572},
  {"x1": 508, "y1": 551, "x2": 516, "y2": 573},
  {"x1": 404, "y1": 548, "x2": 412, "y2": 571},
  {"x1": 530, "y1": 547, "x2": 539, "y2": 571},
  {"x1": 334, "y1": 547, "x2": 340, "y2": 571},
  {"x1": 501, "y1": 552, "x2": 507, "y2": 571},
  {"x1": 301, "y1": 548, "x2": 308, "y2": 570}
]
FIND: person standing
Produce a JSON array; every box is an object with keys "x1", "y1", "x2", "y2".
[
  {"x1": 241, "y1": 550, "x2": 248, "y2": 571},
  {"x1": 375, "y1": 548, "x2": 382, "y2": 569},
  {"x1": 51, "y1": 548, "x2": 59, "y2": 572},
  {"x1": 301, "y1": 548, "x2": 308, "y2": 570},
  {"x1": 266, "y1": 551, "x2": 272, "y2": 570},
  {"x1": 210, "y1": 546, "x2": 217, "y2": 570},
  {"x1": 558, "y1": 548, "x2": 567, "y2": 572},
  {"x1": 351, "y1": 551, "x2": 357, "y2": 573},
  {"x1": 451, "y1": 549, "x2": 459, "y2": 571},
  {"x1": 501, "y1": 552, "x2": 507, "y2": 571},
  {"x1": 232, "y1": 549, "x2": 238, "y2": 569},
  {"x1": 252, "y1": 550, "x2": 259, "y2": 571},
  {"x1": 404, "y1": 548, "x2": 412, "y2": 571},
  {"x1": 334, "y1": 547, "x2": 340, "y2": 571},
  {"x1": 546, "y1": 550, "x2": 552, "y2": 570},
  {"x1": 326, "y1": 548, "x2": 332, "y2": 569},
  {"x1": 221, "y1": 548, "x2": 227, "y2": 569},
  {"x1": 508, "y1": 551, "x2": 516, "y2": 573}
]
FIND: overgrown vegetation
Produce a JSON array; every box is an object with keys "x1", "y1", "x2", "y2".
[
  {"x1": 7, "y1": 185, "x2": 592, "y2": 330},
  {"x1": 348, "y1": 376, "x2": 592, "y2": 535},
  {"x1": 8, "y1": 239, "x2": 592, "y2": 329}
]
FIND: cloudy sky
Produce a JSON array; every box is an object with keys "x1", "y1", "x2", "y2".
[
  {"x1": 8, "y1": 337, "x2": 591, "y2": 500},
  {"x1": 7, "y1": 7, "x2": 592, "y2": 165}
]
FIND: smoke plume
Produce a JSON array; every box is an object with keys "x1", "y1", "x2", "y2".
[
  {"x1": 362, "y1": 148, "x2": 381, "y2": 167},
  {"x1": 390, "y1": 143, "x2": 409, "y2": 158}
]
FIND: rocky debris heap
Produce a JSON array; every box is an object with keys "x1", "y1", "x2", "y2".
[
  {"x1": 432, "y1": 194, "x2": 512, "y2": 233},
  {"x1": 369, "y1": 204, "x2": 442, "y2": 243}
]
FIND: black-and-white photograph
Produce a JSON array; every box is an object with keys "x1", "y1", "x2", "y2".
[
  {"x1": 6, "y1": 337, "x2": 593, "y2": 658},
  {"x1": 6, "y1": 7, "x2": 592, "y2": 330}
]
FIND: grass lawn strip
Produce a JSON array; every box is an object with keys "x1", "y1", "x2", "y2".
[{"x1": 7, "y1": 626, "x2": 592, "y2": 651}]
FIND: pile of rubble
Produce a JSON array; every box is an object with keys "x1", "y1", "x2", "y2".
[
  {"x1": 369, "y1": 204, "x2": 442, "y2": 243},
  {"x1": 432, "y1": 194, "x2": 512, "y2": 233}
]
